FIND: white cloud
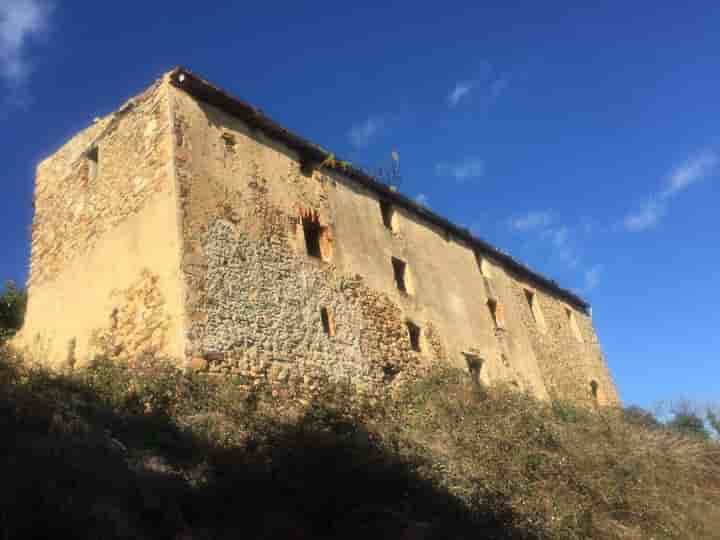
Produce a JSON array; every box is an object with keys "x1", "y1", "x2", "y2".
[
  {"x1": 447, "y1": 82, "x2": 473, "y2": 107},
  {"x1": 663, "y1": 150, "x2": 717, "y2": 197},
  {"x1": 414, "y1": 193, "x2": 429, "y2": 207},
  {"x1": 434, "y1": 157, "x2": 485, "y2": 182},
  {"x1": 624, "y1": 149, "x2": 716, "y2": 232},
  {"x1": 623, "y1": 199, "x2": 665, "y2": 232},
  {"x1": 509, "y1": 211, "x2": 553, "y2": 231},
  {"x1": 0, "y1": 0, "x2": 51, "y2": 86},
  {"x1": 348, "y1": 115, "x2": 385, "y2": 148}
]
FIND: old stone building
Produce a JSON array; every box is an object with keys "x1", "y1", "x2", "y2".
[{"x1": 16, "y1": 68, "x2": 619, "y2": 406}]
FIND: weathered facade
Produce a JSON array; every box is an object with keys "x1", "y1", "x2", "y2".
[{"x1": 16, "y1": 68, "x2": 619, "y2": 406}]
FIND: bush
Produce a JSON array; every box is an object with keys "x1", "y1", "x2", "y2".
[{"x1": 0, "y1": 280, "x2": 26, "y2": 343}]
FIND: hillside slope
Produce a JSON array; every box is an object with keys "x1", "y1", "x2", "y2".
[{"x1": 1, "y1": 351, "x2": 718, "y2": 539}]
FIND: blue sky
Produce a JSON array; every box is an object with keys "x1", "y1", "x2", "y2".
[{"x1": 1, "y1": 1, "x2": 718, "y2": 410}]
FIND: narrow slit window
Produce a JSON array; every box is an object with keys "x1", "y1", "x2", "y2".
[
  {"x1": 86, "y1": 146, "x2": 99, "y2": 181},
  {"x1": 380, "y1": 200, "x2": 396, "y2": 231},
  {"x1": 487, "y1": 299, "x2": 505, "y2": 329},
  {"x1": 391, "y1": 257, "x2": 408, "y2": 294},
  {"x1": 320, "y1": 307, "x2": 335, "y2": 337},
  {"x1": 566, "y1": 308, "x2": 583, "y2": 342},
  {"x1": 406, "y1": 321, "x2": 421, "y2": 352}
]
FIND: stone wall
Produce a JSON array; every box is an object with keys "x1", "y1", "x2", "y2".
[
  {"x1": 29, "y1": 81, "x2": 170, "y2": 288},
  {"x1": 170, "y1": 87, "x2": 440, "y2": 395},
  {"x1": 508, "y1": 281, "x2": 619, "y2": 406},
  {"x1": 168, "y1": 83, "x2": 619, "y2": 405}
]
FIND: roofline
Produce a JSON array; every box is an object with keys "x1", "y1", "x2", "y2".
[{"x1": 167, "y1": 67, "x2": 590, "y2": 312}]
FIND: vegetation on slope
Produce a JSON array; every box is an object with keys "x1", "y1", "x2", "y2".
[{"x1": 0, "y1": 348, "x2": 719, "y2": 539}]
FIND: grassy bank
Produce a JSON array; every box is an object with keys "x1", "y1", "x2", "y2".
[{"x1": 1, "y1": 350, "x2": 718, "y2": 539}]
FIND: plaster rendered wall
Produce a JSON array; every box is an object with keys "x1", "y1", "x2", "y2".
[
  {"x1": 18, "y1": 79, "x2": 186, "y2": 367},
  {"x1": 169, "y1": 85, "x2": 619, "y2": 403}
]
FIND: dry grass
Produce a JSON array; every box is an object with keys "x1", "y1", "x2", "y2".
[{"x1": 1, "y1": 352, "x2": 718, "y2": 539}]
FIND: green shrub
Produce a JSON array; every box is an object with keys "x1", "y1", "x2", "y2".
[{"x1": 0, "y1": 280, "x2": 26, "y2": 343}]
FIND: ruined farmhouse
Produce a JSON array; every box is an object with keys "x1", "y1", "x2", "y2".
[{"x1": 17, "y1": 68, "x2": 619, "y2": 406}]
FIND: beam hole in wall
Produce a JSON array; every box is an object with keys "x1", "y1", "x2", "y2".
[
  {"x1": 320, "y1": 307, "x2": 335, "y2": 337},
  {"x1": 379, "y1": 200, "x2": 396, "y2": 232},
  {"x1": 382, "y1": 364, "x2": 400, "y2": 383},
  {"x1": 391, "y1": 257, "x2": 410, "y2": 294},
  {"x1": 463, "y1": 353, "x2": 483, "y2": 385},
  {"x1": 566, "y1": 307, "x2": 583, "y2": 342},
  {"x1": 487, "y1": 299, "x2": 505, "y2": 330},
  {"x1": 406, "y1": 321, "x2": 421, "y2": 352}
]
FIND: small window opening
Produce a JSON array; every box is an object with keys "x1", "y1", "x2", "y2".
[
  {"x1": 320, "y1": 307, "x2": 335, "y2": 337},
  {"x1": 392, "y1": 257, "x2": 409, "y2": 294},
  {"x1": 590, "y1": 380, "x2": 599, "y2": 400},
  {"x1": 464, "y1": 353, "x2": 483, "y2": 385},
  {"x1": 487, "y1": 299, "x2": 505, "y2": 329},
  {"x1": 380, "y1": 200, "x2": 396, "y2": 231},
  {"x1": 86, "y1": 146, "x2": 99, "y2": 180},
  {"x1": 406, "y1": 321, "x2": 421, "y2": 352},
  {"x1": 566, "y1": 308, "x2": 583, "y2": 342}
]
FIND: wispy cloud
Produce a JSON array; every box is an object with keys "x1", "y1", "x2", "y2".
[
  {"x1": 509, "y1": 210, "x2": 600, "y2": 292},
  {"x1": 663, "y1": 150, "x2": 717, "y2": 197},
  {"x1": 434, "y1": 157, "x2": 485, "y2": 182},
  {"x1": 414, "y1": 193, "x2": 429, "y2": 207},
  {"x1": 508, "y1": 211, "x2": 553, "y2": 231},
  {"x1": 543, "y1": 225, "x2": 580, "y2": 268},
  {"x1": 0, "y1": 0, "x2": 51, "y2": 88},
  {"x1": 623, "y1": 149, "x2": 717, "y2": 232},
  {"x1": 623, "y1": 199, "x2": 665, "y2": 232},
  {"x1": 446, "y1": 66, "x2": 510, "y2": 108},
  {"x1": 348, "y1": 115, "x2": 385, "y2": 148},
  {"x1": 447, "y1": 82, "x2": 473, "y2": 107}
]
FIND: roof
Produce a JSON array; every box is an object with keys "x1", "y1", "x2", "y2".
[{"x1": 167, "y1": 67, "x2": 590, "y2": 312}]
